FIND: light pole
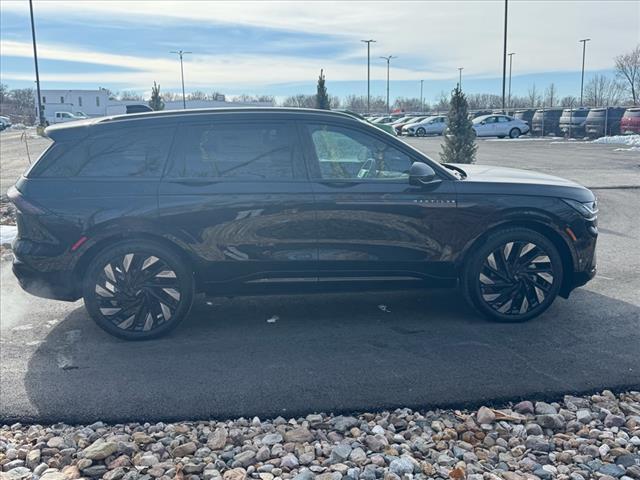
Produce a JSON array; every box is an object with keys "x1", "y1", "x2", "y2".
[
  {"x1": 380, "y1": 55, "x2": 396, "y2": 114},
  {"x1": 458, "y1": 67, "x2": 463, "y2": 89},
  {"x1": 501, "y1": 0, "x2": 509, "y2": 113},
  {"x1": 361, "y1": 40, "x2": 376, "y2": 113},
  {"x1": 579, "y1": 38, "x2": 591, "y2": 106},
  {"x1": 420, "y1": 80, "x2": 424, "y2": 112},
  {"x1": 170, "y1": 50, "x2": 192, "y2": 109},
  {"x1": 28, "y1": 0, "x2": 44, "y2": 126},
  {"x1": 508, "y1": 52, "x2": 515, "y2": 109}
]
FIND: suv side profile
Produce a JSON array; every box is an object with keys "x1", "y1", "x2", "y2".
[{"x1": 10, "y1": 108, "x2": 598, "y2": 340}]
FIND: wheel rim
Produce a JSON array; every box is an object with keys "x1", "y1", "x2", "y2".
[
  {"x1": 417, "y1": 128, "x2": 425, "y2": 136},
  {"x1": 479, "y1": 241, "x2": 554, "y2": 315},
  {"x1": 94, "y1": 253, "x2": 182, "y2": 332}
]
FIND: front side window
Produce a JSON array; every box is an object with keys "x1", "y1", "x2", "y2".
[
  {"x1": 40, "y1": 127, "x2": 174, "y2": 178},
  {"x1": 168, "y1": 122, "x2": 297, "y2": 180},
  {"x1": 307, "y1": 124, "x2": 412, "y2": 181},
  {"x1": 484, "y1": 116, "x2": 498, "y2": 124}
]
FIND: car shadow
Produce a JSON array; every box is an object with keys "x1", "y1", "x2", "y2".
[{"x1": 20, "y1": 288, "x2": 640, "y2": 424}]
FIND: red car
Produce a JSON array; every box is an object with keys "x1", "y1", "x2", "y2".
[{"x1": 620, "y1": 107, "x2": 640, "y2": 134}]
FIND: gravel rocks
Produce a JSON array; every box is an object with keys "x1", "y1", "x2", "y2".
[{"x1": 1, "y1": 390, "x2": 639, "y2": 480}]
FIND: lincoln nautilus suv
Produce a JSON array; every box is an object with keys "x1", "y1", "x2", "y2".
[{"x1": 9, "y1": 108, "x2": 598, "y2": 340}]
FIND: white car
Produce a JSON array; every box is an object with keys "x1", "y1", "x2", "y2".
[
  {"x1": 0, "y1": 116, "x2": 11, "y2": 131},
  {"x1": 46, "y1": 111, "x2": 84, "y2": 125},
  {"x1": 472, "y1": 114, "x2": 529, "y2": 138},
  {"x1": 404, "y1": 115, "x2": 448, "y2": 136}
]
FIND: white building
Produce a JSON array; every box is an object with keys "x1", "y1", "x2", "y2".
[
  {"x1": 36, "y1": 89, "x2": 274, "y2": 121},
  {"x1": 37, "y1": 89, "x2": 114, "y2": 119}
]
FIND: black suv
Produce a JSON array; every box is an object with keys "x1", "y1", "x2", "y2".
[{"x1": 9, "y1": 108, "x2": 598, "y2": 340}]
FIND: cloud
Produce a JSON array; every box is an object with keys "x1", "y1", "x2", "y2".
[{"x1": 2, "y1": 0, "x2": 636, "y2": 78}]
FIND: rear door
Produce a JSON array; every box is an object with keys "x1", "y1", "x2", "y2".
[
  {"x1": 300, "y1": 121, "x2": 458, "y2": 286},
  {"x1": 157, "y1": 116, "x2": 317, "y2": 291}
]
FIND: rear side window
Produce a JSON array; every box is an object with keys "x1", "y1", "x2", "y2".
[
  {"x1": 40, "y1": 127, "x2": 174, "y2": 178},
  {"x1": 167, "y1": 122, "x2": 299, "y2": 180}
]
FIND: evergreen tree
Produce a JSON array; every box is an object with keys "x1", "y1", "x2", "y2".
[
  {"x1": 315, "y1": 69, "x2": 330, "y2": 110},
  {"x1": 439, "y1": 86, "x2": 477, "y2": 164},
  {"x1": 148, "y1": 82, "x2": 165, "y2": 111}
]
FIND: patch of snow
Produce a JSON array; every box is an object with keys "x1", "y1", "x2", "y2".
[
  {"x1": 0, "y1": 224, "x2": 17, "y2": 246},
  {"x1": 591, "y1": 134, "x2": 640, "y2": 146},
  {"x1": 614, "y1": 146, "x2": 640, "y2": 152},
  {"x1": 7, "y1": 123, "x2": 28, "y2": 130}
]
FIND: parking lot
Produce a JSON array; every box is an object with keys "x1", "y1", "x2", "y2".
[{"x1": 1, "y1": 131, "x2": 639, "y2": 423}]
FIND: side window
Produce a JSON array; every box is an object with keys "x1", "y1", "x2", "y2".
[
  {"x1": 498, "y1": 116, "x2": 510, "y2": 123},
  {"x1": 168, "y1": 122, "x2": 298, "y2": 180},
  {"x1": 40, "y1": 127, "x2": 174, "y2": 178},
  {"x1": 485, "y1": 116, "x2": 497, "y2": 124},
  {"x1": 307, "y1": 124, "x2": 412, "y2": 181}
]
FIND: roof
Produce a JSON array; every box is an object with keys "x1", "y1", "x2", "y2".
[{"x1": 44, "y1": 107, "x2": 360, "y2": 140}]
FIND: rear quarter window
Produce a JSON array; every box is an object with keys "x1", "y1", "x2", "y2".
[{"x1": 38, "y1": 126, "x2": 175, "y2": 178}]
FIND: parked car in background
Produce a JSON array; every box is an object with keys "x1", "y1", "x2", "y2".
[
  {"x1": 9, "y1": 107, "x2": 598, "y2": 339},
  {"x1": 559, "y1": 108, "x2": 590, "y2": 137},
  {"x1": 395, "y1": 116, "x2": 430, "y2": 135},
  {"x1": 470, "y1": 110, "x2": 493, "y2": 119},
  {"x1": 531, "y1": 109, "x2": 563, "y2": 136},
  {"x1": 620, "y1": 107, "x2": 640, "y2": 134},
  {"x1": 46, "y1": 111, "x2": 84, "y2": 126},
  {"x1": 405, "y1": 115, "x2": 448, "y2": 136},
  {"x1": 127, "y1": 104, "x2": 153, "y2": 114},
  {"x1": 585, "y1": 107, "x2": 626, "y2": 137},
  {"x1": 335, "y1": 109, "x2": 396, "y2": 136},
  {"x1": 74, "y1": 111, "x2": 89, "y2": 119},
  {"x1": 472, "y1": 114, "x2": 529, "y2": 138},
  {"x1": 0, "y1": 115, "x2": 12, "y2": 131},
  {"x1": 371, "y1": 116, "x2": 396, "y2": 124},
  {"x1": 513, "y1": 109, "x2": 536, "y2": 127}
]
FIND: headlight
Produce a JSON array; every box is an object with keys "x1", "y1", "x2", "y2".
[{"x1": 562, "y1": 198, "x2": 598, "y2": 219}]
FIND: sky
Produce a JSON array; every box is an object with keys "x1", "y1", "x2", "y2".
[{"x1": 0, "y1": 0, "x2": 638, "y2": 103}]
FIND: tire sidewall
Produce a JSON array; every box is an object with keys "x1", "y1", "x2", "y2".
[
  {"x1": 509, "y1": 128, "x2": 521, "y2": 138},
  {"x1": 417, "y1": 127, "x2": 426, "y2": 136},
  {"x1": 463, "y1": 228, "x2": 563, "y2": 323},
  {"x1": 82, "y1": 240, "x2": 194, "y2": 340}
]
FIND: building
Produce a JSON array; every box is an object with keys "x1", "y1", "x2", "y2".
[{"x1": 36, "y1": 89, "x2": 274, "y2": 122}]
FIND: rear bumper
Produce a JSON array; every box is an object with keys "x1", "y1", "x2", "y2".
[{"x1": 12, "y1": 259, "x2": 80, "y2": 301}]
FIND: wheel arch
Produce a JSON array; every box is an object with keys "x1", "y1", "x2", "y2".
[
  {"x1": 71, "y1": 231, "x2": 199, "y2": 294},
  {"x1": 458, "y1": 219, "x2": 576, "y2": 298}
]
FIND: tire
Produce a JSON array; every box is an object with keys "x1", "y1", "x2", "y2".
[
  {"x1": 497, "y1": 135, "x2": 506, "y2": 139},
  {"x1": 509, "y1": 128, "x2": 521, "y2": 139},
  {"x1": 462, "y1": 227, "x2": 563, "y2": 323},
  {"x1": 416, "y1": 127, "x2": 426, "y2": 137},
  {"x1": 82, "y1": 239, "x2": 195, "y2": 340}
]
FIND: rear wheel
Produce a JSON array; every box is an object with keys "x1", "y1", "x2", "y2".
[
  {"x1": 509, "y1": 128, "x2": 521, "y2": 138},
  {"x1": 462, "y1": 228, "x2": 563, "y2": 322},
  {"x1": 83, "y1": 240, "x2": 194, "y2": 340}
]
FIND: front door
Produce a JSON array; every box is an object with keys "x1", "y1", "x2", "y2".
[
  {"x1": 157, "y1": 117, "x2": 317, "y2": 292},
  {"x1": 301, "y1": 121, "x2": 459, "y2": 287}
]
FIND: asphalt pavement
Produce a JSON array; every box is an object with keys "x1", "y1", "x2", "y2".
[{"x1": 1, "y1": 136, "x2": 639, "y2": 424}]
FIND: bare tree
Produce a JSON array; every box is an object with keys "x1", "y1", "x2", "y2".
[
  {"x1": 434, "y1": 91, "x2": 450, "y2": 111},
  {"x1": 584, "y1": 74, "x2": 625, "y2": 107},
  {"x1": 615, "y1": 45, "x2": 640, "y2": 105},
  {"x1": 281, "y1": 94, "x2": 316, "y2": 108},
  {"x1": 527, "y1": 84, "x2": 541, "y2": 108},
  {"x1": 187, "y1": 90, "x2": 207, "y2": 101},
  {"x1": 392, "y1": 97, "x2": 424, "y2": 112},
  {"x1": 118, "y1": 91, "x2": 143, "y2": 101},
  {"x1": 545, "y1": 83, "x2": 557, "y2": 107},
  {"x1": 560, "y1": 95, "x2": 578, "y2": 107}
]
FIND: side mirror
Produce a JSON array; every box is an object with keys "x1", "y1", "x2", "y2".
[
  {"x1": 409, "y1": 162, "x2": 438, "y2": 186},
  {"x1": 479, "y1": 120, "x2": 486, "y2": 125}
]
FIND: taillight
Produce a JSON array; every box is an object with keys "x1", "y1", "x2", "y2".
[{"x1": 7, "y1": 185, "x2": 46, "y2": 215}]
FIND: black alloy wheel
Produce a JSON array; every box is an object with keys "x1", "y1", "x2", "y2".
[
  {"x1": 463, "y1": 228, "x2": 563, "y2": 322},
  {"x1": 83, "y1": 240, "x2": 194, "y2": 340}
]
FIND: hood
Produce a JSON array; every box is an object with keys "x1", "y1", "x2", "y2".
[{"x1": 449, "y1": 163, "x2": 594, "y2": 201}]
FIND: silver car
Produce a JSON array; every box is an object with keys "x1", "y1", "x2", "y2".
[
  {"x1": 405, "y1": 115, "x2": 448, "y2": 136},
  {"x1": 472, "y1": 114, "x2": 530, "y2": 138}
]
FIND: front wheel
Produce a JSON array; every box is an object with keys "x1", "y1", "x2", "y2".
[
  {"x1": 83, "y1": 240, "x2": 194, "y2": 340},
  {"x1": 416, "y1": 127, "x2": 426, "y2": 137},
  {"x1": 462, "y1": 228, "x2": 563, "y2": 322}
]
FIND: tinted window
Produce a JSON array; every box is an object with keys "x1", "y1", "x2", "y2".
[
  {"x1": 307, "y1": 124, "x2": 412, "y2": 180},
  {"x1": 40, "y1": 127, "x2": 174, "y2": 178},
  {"x1": 497, "y1": 116, "x2": 510, "y2": 122},
  {"x1": 168, "y1": 122, "x2": 297, "y2": 180}
]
